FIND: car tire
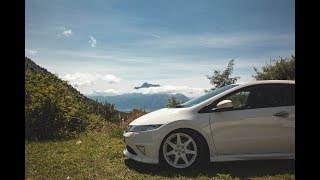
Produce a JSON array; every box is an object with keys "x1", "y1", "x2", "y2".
[{"x1": 160, "y1": 129, "x2": 207, "y2": 169}]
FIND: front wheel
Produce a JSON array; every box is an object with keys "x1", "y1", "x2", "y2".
[{"x1": 162, "y1": 131, "x2": 199, "y2": 169}]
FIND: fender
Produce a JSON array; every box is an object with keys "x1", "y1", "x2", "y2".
[{"x1": 154, "y1": 120, "x2": 217, "y2": 160}]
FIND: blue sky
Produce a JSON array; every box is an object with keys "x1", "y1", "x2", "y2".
[{"x1": 25, "y1": 0, "x2": 295, "y2": 97}]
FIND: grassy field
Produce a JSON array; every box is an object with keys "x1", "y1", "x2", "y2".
[{"x1": 25, "y1": 129, "x2": 295, "y2": 179}]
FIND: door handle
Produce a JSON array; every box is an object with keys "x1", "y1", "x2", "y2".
[{"x1": 273, "y1": 111, "x2": 289, "y2": 118}]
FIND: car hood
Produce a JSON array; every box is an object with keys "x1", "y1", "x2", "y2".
[{"x1": 129, "y1": 108, "x2": 191, "y2": 125}]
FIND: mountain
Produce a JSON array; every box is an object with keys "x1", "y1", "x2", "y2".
[
  {"x1": 134, "y1": 82, "x2": 160, "y2": 89},
  {"x1": 88, "y1": 93, "x2": 190, "y2": 112}
]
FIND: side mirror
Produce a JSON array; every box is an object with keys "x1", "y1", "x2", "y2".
[{"x1": 214, "y1": 100, "x2": 233, "y2": 110}]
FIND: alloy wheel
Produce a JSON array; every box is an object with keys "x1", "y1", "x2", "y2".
[{"x1": 162, "y1": 132, "x2": 197, "y2": 168}]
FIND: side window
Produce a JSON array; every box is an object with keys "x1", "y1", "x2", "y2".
[
  {"x1": 220, "y1": 90, "x2": 251, "y2": 109},
  {"x1": 251, "y1": 85, "x2": 285, "y2": 108},
  {"x1": 205, "y1": 86, "x2": 258, "y2": 112},
  {"x1": 198, "y1": 83, "x2": 295, "y2": 113},
  {"x1": 286, "y1": 84, "x2": 295, "y2": 106},
  {"x1": 246, "y1": 84, "x2": 293, "y2": 108}
]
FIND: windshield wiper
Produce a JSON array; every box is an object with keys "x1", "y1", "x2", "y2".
[{"x1": 175, "y1": 104, "x2": 185, "y2": 108}]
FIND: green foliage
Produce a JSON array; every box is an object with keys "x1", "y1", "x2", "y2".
[
  {"x1": 253, "y1": 55, "x2": 295, "y2": 80},
  {"x1": 206, "y1": 59, "x2": 240, "y2": 91},
  {"x1": 108, "y1": 128, "x2": 124, "y2": 138},
  {"x1": 25, "y1": 57, "x2": 50, "y2": 74},
  {"x1": 25, "y1": 57, "x2": 122, "y2": 140},
  {"x1": 215, "y1": 173, "x2": 238, "y2": 180},
  {"x1": 85, "y1": 113, "x2": 110, "y2": 132},
  {"x1": 166, "y1": 96, "x2": 182, "y2": 107},
  {"x1": 120, "y1": 108, "x2": 148, "y2": 128},
  {"x1": 25, "y1": 71, "x2": 89, "y2": 139}
]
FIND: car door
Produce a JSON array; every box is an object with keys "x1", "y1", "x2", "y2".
[{"x1": 200, "y1": 84, "x2": 295, "y2": 155}]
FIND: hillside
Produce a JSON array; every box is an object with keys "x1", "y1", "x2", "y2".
[
  {"x1": 25, "y1": 57, "x2": 121, "y2": 140},
  {"x1": 88, "y1": 93, "x2": 189, "y2": 112},
  {"x1": 25, "y1": 57, "x2": 97, "y2": 103},
  {"x1": 25, "y1": 57, "x2": 50, "y2": 74}
]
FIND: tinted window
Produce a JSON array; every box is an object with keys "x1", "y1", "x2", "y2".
[
  {"x1": 286, "y1": 84, "x2": 295, "y2": 106},
  {"x1": 199, "y1": 83, "x2": 295, "y2": 113},
  {"x1": 249, "y1": 84, "x2": 294, "y2": 108},
  {"x1": 199, "y1": 86, "x2": 256, "y2": 113},
  {"x1": 179, "y1": 84, "x2": 238, "y2": 108},
  {"x1": 221, "y1": 90, "x2": 251, "y2": 109}
]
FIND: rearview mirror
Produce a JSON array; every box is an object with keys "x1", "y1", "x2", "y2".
[{"x1": 214, "y1": 100, "x2": 233, "y2": 110}]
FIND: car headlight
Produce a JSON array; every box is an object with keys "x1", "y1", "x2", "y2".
[{"x1": 126, "y1": 124, "x2": 162, "y2": 132}]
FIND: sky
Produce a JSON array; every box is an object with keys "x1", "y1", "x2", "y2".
[{"x1": 25, "y1": 0, "x2": 295, "y2": 98}]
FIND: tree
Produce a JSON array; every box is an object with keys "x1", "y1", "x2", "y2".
[
  {"x1": 206, "y1": 59, "x2": 240, "y2": 92},
  {"x1": 253, "y1": 55, "x2": 295, "y2": 80},
  {"x1": 166, "y1": 96, "x2": 182, "y2": 108},
  {"x1": 101, "y1": 102, "x2": 119, "y2": 123}
]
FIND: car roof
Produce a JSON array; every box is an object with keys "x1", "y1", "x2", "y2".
[{"x1": 232, "y1": 80, "x2": 295, "y2": 86}]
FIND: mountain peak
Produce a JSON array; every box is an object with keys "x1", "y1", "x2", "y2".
[{"x1": 134, "y1": 82, "x2": 160, "y2": 90}]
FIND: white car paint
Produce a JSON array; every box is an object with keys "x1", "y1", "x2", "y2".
[{"x1": 123, "y1": 80, "x2": 295, "y2": 168}]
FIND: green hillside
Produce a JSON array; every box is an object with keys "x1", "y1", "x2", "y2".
[
  {"x1": 25, "y1": 57, "x2": 50, "y2": 74},
  {"x1": 25, "y1": 57, "x2": 122, "y2": 140}
]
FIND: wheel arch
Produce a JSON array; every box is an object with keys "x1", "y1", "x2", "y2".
[{"x1": 158, "y1": 127, "x2": 211, "y2": 163}]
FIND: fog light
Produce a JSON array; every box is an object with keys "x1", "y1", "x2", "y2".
[{"x1": 136, "y1": 145, "x2": 145, "y2": 155}]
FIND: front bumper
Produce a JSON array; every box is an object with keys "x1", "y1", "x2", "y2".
[
  {"x1": 123, "y1": 131, "x2": 160, "y2": 164},
  {"x1": 123, "y1": 149, "x2": 158, "y2": 164}
]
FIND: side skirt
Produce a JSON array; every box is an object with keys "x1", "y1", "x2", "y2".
[{"x1": 210, "y1": 153, "x2": 295, "y2": 162}]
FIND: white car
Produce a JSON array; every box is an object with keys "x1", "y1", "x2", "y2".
[{"x1": 123, "y1": 80, "x2": 295, "y2": 169}]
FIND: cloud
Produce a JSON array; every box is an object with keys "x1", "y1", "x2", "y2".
[
  {"x1": 136, "y1": 32, "x2": 295, "y2": 49},
  {"x1": 25, "y1": 49, "x2": 37, "y2": 55},
  {"x1": 57, "y1": 27, "x2": 73, "y2": 37},
  {"x1": 62, "y1": 73, "x2": 95, "y2": 86},
  {"x1": 89, "y1": 36, "x2": 97, "y2": 48},
  {"x1": 133, "y1": 85, "x2": 206, "y2": 98},
  {"x1": 63, "y1": 29, "x2": 73, "y2": 36},
  {"x1": 150, "y1": 33, "x2": 161, "y2": 39},
  {"x1": 92, "y1": 89, "x2": 119, "y2": 96},
  {"x1": 101, "y1": 74, "x2": 121, "y2": 83},
  {"x1": 61, "y1": 72, "x2": 121, "y2": 87},
  {"x1": 88, "y1": 85, "x2": 205, "y2": 98}
]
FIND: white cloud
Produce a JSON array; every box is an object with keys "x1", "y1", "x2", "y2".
[
  {"x1": 87, "y1": 85, "x2": 205, "y2": 98},
  {"x1": 57, "y1": 27, "x2": 73, "y2": 37},
  {"x1": 131, "y1": 31, "x2": 294, "y2": 49},
  {"x1": 61, "y1": 72, "x2": 121, "y2": 87},
  {"x1": 133, "y1": 85, "x2": 206, "y2": 98},
  {"x1": 62, "y1": 72, "x2": 95, "y2": 86},
  {"x1": 150, "y1": 33, "x2": 161, "y2": 39},
  {"x1": 25, "y1": 49, "x2": 37, "y2": 55},
  {"x1": 92, "y1": 89, "x2": 119, "y2": 96},
  {"x1": 63, "y1": 29, "x2": 73, "y2": 36},
  {"x1": 89, "y1": 36, "x2": 97, "y2": 48},
  {"x1": 101, "y1": 74, "x2": 121, "y2": 83}
]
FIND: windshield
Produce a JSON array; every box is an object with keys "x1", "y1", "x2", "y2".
[{"x1": 178, "y1": 84, "x2": 238, "y2": 108}]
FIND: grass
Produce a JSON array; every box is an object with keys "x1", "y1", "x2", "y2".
[{"x1": 26, "y1": 131, "x2": 295, "y2": 179}]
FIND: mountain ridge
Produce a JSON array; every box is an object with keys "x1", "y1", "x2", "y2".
[
  {"x1": 88, "y1": 93, "x2": 189, "y2": 112},
  {"x1": 134, "y1": 82, "x2": 160, "y2": 89}
]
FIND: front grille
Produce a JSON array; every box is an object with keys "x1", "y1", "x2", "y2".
[{"x1": 126, "y1": 145, "x2": 137, "y2": 155}]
